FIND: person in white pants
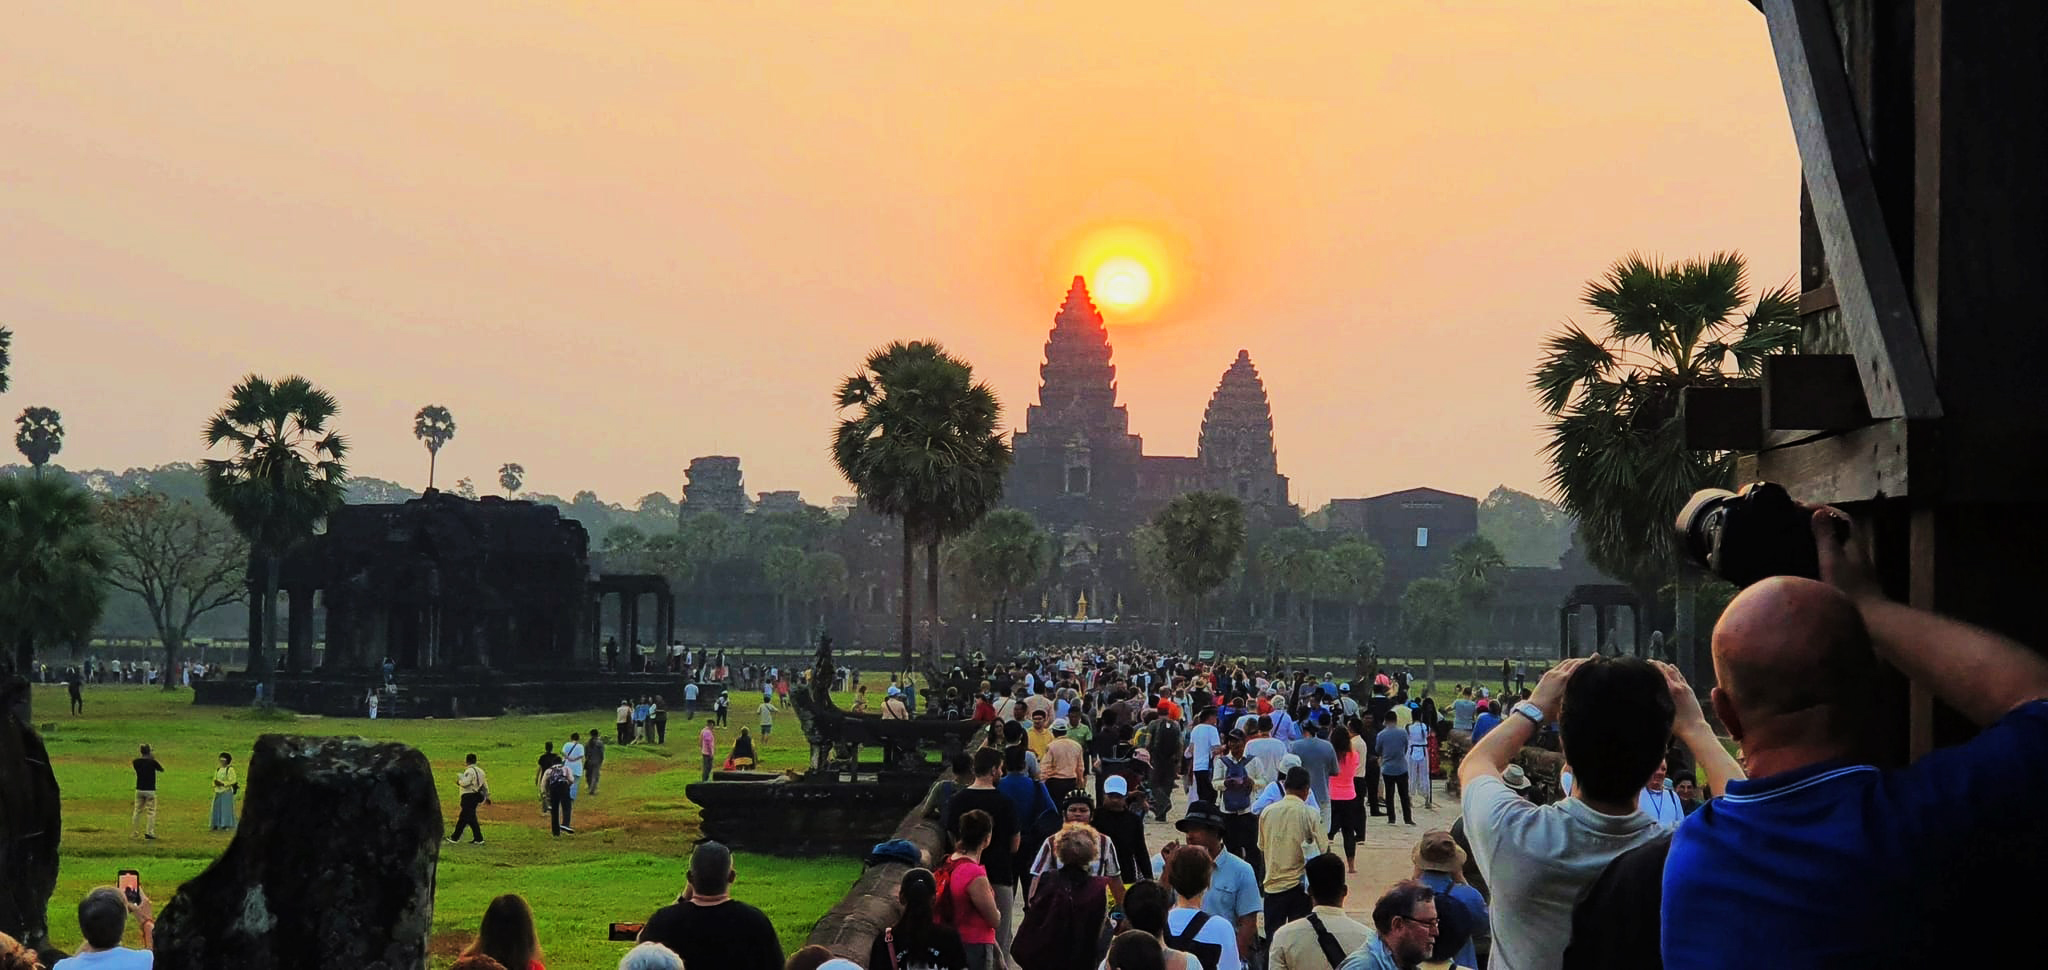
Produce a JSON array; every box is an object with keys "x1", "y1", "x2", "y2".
[{"x1": 1406, "y1": 711, "x2": 1433, "y2": 810}]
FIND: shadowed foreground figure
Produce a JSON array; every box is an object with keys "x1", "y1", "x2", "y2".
[
  {"x1": 152, "y1": 736, "x2": 441, "y2": 970},
  {"x1": 0, "y1": 673, "x2": 62, "y2": 954}
]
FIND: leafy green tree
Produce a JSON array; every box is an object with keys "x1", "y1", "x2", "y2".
[
  {"x1": 1533, "y1": 251, "x2": 1798, "y2": 681},
  {"x1": 759, "y1": 545, "x2": 808, "y2": 645},
  {"x1": 14, "y1": 406, "x2": 62, "y2": 478},
  {"x1": 1327, "y1": 537, "x2": 1387, "y2": 652},
  {"x1": 833, "y1": 340, "x2": 1012, "y2": 671},
  {"x1": 1444, "y1": 536, "x2": 1507, "y2": 611},
  {"x1": 201, "y1": 374, "x2": 349, "y2": 675},
  {"x1": 498, "y1": 462, "x2": 524, "y2": 496},
  {"x1": 412, "y1": 405, "x2": 456, "y2": 490},
  {"x1": 959, "y1": 508, "x2": 1050, "y2": 659},
  {"x1": 98, "y1": 492, "x2": 248, "y2": 684},
  {"x1": 0, "y1": 477, "x2": 109, "y2": 687},
  {"x1": 1153, "y1": 491, "x2": 1247, "y2": 654},
  {"x1": 1256, "y1": 527, "x2": 1315, "y2": 647},
  {"x1": 1477, "y1": 486, "x2": 1575, "y2": 568},
  {"x1": 452, "y1": 477, "x2": 478, "y2": 500},
  {"x1": 1400, "y1": 576, "x2": 1462, "y2": 691},
  {"x1": 799, "y1": 550, "x2": 848, "y2": 640}
]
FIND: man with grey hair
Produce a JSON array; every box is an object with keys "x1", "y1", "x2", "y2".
[
  {"x1": 616, "y1": 942, "x2": 684, "y2": 970},
  {"x1": 52, "y1": 887, "x2": 154, "y2": 968},
  {"x1": 637, "y1": 840, "x2": 782, "y2": 970}
]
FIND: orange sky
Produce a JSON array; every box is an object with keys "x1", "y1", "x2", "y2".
[{"x1": 1, "y1": 1, "x2": 1796, "y2": 511}]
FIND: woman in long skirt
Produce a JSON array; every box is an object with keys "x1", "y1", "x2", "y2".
[{"x1": 211, "y1": 752, "x2": 239, "y2": 831}]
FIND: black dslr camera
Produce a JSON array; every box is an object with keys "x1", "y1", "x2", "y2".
[{"x1": 1676, "y1": 482, "x2": 1839, "y2": 587}]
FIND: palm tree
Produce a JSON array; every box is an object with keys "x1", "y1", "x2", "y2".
[
  {"x1": 833, "y1": 340, "x2": 1013, "y2": 672},
  {"x1": 799, "y1": 550, "x2": 848, "y2": 641},
  {"x1": 0, "y1": 326, "x2": 11, "y2": 393},
  {"x1": 15, "y1": 407, "x2": 63, "y2": 478},
  {"x1": 1153, "y1": 491, "x2": 1247, "y2": 655},
  {"x1": 1441, "y1": 535, "x2": 1506, "y2": 664},
  {"x1": 1327, "y1": 537, "x2": 1386, "y2": 653},
  {"x1": 1256, "y1": 527, "x2": 1314, "y2": 648},
  {"x1": 0, "y1": 476, "x2": 109, "y2": 688},
  {"x1": 1400, "y1": 577, "x2": 1462, "y2": 692},
  {"x1": 413, "y1": 405, "x2": 456, "y2": 490},
  {"x1": 760, "y1": 545, "x2": 809, "y2": 645},
  {"x1": 1533, "y1": 251, "x2": 1798, "y2": 682},
  {"x1": 960, "y1": 508, "x2": 1050, "y2": 659},
  {"x1": 498, "y1": 462, "x2": 524, "y2": 497},
  {"x1": 1277, "y1": 547, "x2": 1337, "y2": 658},
  {"x1": 201, "y1": 374, "x2": 349, "y2": 676}
]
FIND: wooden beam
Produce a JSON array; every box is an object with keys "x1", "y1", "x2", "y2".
[
  {"x1": 1682, "y1": 385, "x2": 1764, "y2": 451},
  {"x1": 1798, "y1": 282, "x2": 1839, "y2": 314},
  {"x1": 1762, "y1": 0, "x2": 1942, "y2": 421},
  {"x1": 1764, "y1": 354, "x2": 1870, "y2": 430},
  {"x1": 1738, "y1": 417, "x2": 1918, "y2": 503}
]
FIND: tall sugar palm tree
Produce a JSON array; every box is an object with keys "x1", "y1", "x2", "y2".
[
  {"x1": 498, "y1": 462, "x2": 524, "y2": 497},
  {"x1": 201, "y1": 375, "x2": 349, "y2": 675},
  {"x1": 1256, "y1": 527, "x2": 1314, "y2": 648},
  {"x1": 1327, "y1": 537, "x2": 1386, "y2": 654},
  {"x1": 1533, "y1": 251, "x2": 1797, "y2": 681},
  {"x1": 413, "y1": 405, "x2": 456, "y2": 490},
  {"x1": 15, "y1": 406, "x2": 63, "y2": 478},
  {"x1": 1153, "y1": 491, "x2": 1247, "y2": 655},
  {"x1": 0, "y1": 477, "x2": 108, "y2": 688},
  {"x1": 961, "y1": 508, "x2": 1050, "y2": 659},
  {"x1": 833, "y1": 341, "x2": 1012, "y2": 672}
]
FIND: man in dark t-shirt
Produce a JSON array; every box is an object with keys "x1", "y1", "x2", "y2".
[
  {"x1": 534, "y1": 742, "x2": 562, "y2": 818},
  {"x1": 131, "y1": 744, "x2": 165, "y2": 840},
  {"x1": 639, "y1": 841, "x2": 782, "y2": 970},
  {"x1": 941, "y1": 746, "x2": 1022, "y2": 952}
]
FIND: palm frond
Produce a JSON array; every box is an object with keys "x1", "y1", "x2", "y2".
[{"x1": 1530, "y1": 324, "x2": 1619, "y2": 413}]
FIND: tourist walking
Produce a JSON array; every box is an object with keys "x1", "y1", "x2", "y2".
[
  {"x1": 1374, "y1": 712, "x2": 1413, "y2": 825},
  {"x1": 131, "y1": 744, "x2": 164, "y2": 840},
  {"x1": 715, "y1": 689, "x2": 731, "y2": 727},
  {"x1": 1326, "y1": 723, "x2": 1363, "y2": 872},
  {"x1": 700, "y1": 720, "x2": 717, "y2": 781},
  {"x1": 939, "y1": 809, "x2": 1005, "y2": 970},
  {"x1": 563, "y1": 731, "x2": 586, "y2": 801},
  {"x1": 544, "y1": 756, "x2": 575, "y2": 835},
  {"x1": 366, "y1": 689, "x2": 380, "y2": 720},
  {"x1": 535, "y1": 741, "x2": 562, "y2": 817},
  {"x1": 633, "y1": 697, "x2": 650, "y2": 742},
  {"x1": 635, "y1": 841, "x2": 785, "y2": 970},
  {"x1": 451, "y1": 753, "x2": 488, "y2": 844},
  {"x1": 617, "y1": 699, "x2": 632, "y2": 744},
  {"x1": 757, "y1": 696, "x2": 775, "y2": 738},
  {"x1": 461, "y1": 894, "x2": 545, "y2": 970},
  {"x1": 1162, "y1": 848, "x2": 1242, "y2": 970},
  {"x1": 1013, "y1": 823, "x2": 1115, "y2": 970},
  {"x1": 210, "y1": 752, "x2": 238, "y2": 831},
  {"x1": 1266, "y1": 855, "x2": 1371, "y2": 970},
  {"x1": 867, "y1": 867, "x2": 969, "y2": 970},
  {"x1": 67, "y1": 667, "x2": 84, "y2": 715},
  {"x1": 1256, "y1": 767, "x2": 1328, "y2": 933},
  {"x1": 585, "y1": 729, "x2": 606, "y2": 796},
  {"x1": 684, "y1": 681, "x2": 700, "y2": 719}
]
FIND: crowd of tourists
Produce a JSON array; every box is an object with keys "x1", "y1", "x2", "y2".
[{"x1": 15, "y1": 511, "x2": 2046, "y2": 969}]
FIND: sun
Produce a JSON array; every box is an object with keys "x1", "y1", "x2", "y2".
[{"x1": 1092, "y1": 257, "x2": 1154, "y2": 312}]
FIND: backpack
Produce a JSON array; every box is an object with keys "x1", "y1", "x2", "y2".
[
  {"x1": 544, "y1": 763, "x2": 571, "y2": 788},
  {"x1": 1147, "y1": 721, "x2": 1182, "y2": 766},
  {"x1": 1011, "y1": 871, "x2": 1112, "y2": 970},
  {"x1": 1218, "y1": 754, "x2": 1253, "y2": 813},
  {"x1": 1164, "y1": 910, "x2": 1224, "y2": 970},
  {"x1": 930, "y1": 857, "x2": 962, "y2": 928}
]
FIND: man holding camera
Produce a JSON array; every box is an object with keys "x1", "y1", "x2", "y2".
[{"x1": 1661, "y1": 508, "x2": 2048, "y2": 967}]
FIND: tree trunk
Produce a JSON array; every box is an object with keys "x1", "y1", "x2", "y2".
[
  {"x1": 428, "y1": 451, "x2": 438, "y2": 490},
  {"x1": 1306, "y1": 598, "x2": 1317, "y2": 656},
  {"x1": 1426, "y1": 642, "x2": 1439, "y2": 694},
  {"x1": 1674, "y1": 567, "x2": 1699, "y2": 691},
  {"x1": 162, "y1": 630, "x2": 183, "y2": 691},
  {"x1": 1347, "y1": 606, "x2": 1359, "y2": 656},
  {"x1": 925, "y1": 538, "x2": 941, "y2": 674},
  {"x1": 898, "y1": 529, "x2": 914, "y2": 673}
]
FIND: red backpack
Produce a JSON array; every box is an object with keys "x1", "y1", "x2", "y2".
[{"x1": 929, "y1": 857, "x2": 962, "y2": 928}]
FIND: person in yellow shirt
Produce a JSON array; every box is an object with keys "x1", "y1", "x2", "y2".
[
  {"x1": 1256, "y1": 766, "x2": 1330, "y2": 934},
  {"x1": 210, "y1": 752, "x2": 238, "y2": 831},
  {"x1": 1025, "y1": 709, "x2": 1055, "y2": 762}
]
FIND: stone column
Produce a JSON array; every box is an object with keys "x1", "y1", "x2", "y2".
[
  {"x1": 623, "y1": 594, "x2": 640, "y2": 668},
  {"x1": 285, "y1": 587, "x2": 315, "y2": 673}
]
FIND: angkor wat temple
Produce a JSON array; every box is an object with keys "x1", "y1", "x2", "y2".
[{"x1": 1005, "y1": 276, "x2": 1294, "y2": 620}]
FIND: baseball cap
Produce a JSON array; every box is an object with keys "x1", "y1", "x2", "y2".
[
  {"x1": 886, "y1": 686, "x2": 901, "y2": 696},
  {"x1": 1051, "y1": 718, "x2": 1069, "y2": 732},
  {"x1": 1103, "y1": 775, "x2": 1130, "y2": 796}
]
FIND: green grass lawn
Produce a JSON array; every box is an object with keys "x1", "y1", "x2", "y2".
[{"x1": 33, "y1": 684, "x2": 862, "y2": 968}]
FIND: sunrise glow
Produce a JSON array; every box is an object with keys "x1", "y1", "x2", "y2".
[{"x1": 1093, "y1": 258, "x2": 1153, "y2": 311}]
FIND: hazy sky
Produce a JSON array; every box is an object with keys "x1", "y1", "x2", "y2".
[{"x1": 2, "y1": 1, "x2": 1796, "y2": 510}]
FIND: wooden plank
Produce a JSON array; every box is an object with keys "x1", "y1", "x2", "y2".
[
  {"x1": 1764, "y1": 354, "x2": 1869, "y2": 430},
  {"x1": 1745, "y1": 417, "x2": 1917, "y2": 503},
  {"x1": 1762, "y1": 0, "x2": 1942, "y2": 420},
  {"x1": 1681, "y1": 385, "x2": 1765, "y2": 451},
  {"x1": 1798, "y1": 282, "x2": 1839, "y2": 314}
]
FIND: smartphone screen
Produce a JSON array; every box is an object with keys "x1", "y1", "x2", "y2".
[{"x1": 117, "y1": 870, "x2": 140, "y2": 904}]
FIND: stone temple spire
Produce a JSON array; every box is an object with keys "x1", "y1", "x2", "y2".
[
  {"x1": 1199, "y1": 349, "x2": 1289, "y2": 506},
  {"x1": 1027, "y1": 276, "x2": 1126, "y2": 434}
]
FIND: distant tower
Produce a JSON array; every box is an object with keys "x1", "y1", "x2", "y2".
[
  {"x1": 682, "y1": 456, "x2": 748, "y2": 516},
  {"x1": 1006, "y1": 277, "x2": 1146, "y2": 530},
  {"x1": 1198, "y1": 350, "x2": 1290, "y2": 507}
]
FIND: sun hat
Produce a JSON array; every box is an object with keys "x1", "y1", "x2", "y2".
[
  {"x1": 1413, "y1": 830, "x2": 1467, "y2": 873},
  {"x1": 1501, "y1": 764, "x2": 1532, "y2": 791},
  {"x1": 1176, "y1": 801, "x2": 1228, "y2": 834}
]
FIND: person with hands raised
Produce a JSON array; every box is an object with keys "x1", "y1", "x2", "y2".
[{"x1": 1661, "y1": 506, "x2": 2048, "y2": 969}]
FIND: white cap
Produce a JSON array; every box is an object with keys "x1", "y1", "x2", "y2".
[
  {"x1": 1281, "y1": 753, "x2": 1305, "y2": 770},
  {"x1": 1103, "y1": 775, "x2": 1130, "y2": 796},
  {"x1": 1051, "y1": 718, "x2": 1070, "y2": 731}
]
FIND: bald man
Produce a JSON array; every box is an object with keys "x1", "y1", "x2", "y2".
[{"x1": 1662, "y1": 508, "x2": 2048, "y2": 969}]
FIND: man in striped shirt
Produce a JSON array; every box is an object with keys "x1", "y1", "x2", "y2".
[{"x1": 1026, "y1": 790, "x2": 1125, "y2": 907}]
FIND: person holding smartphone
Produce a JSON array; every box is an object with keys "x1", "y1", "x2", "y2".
[
  {"x1": 52, "y1": 885, "x2": 154, "y2": 968},
  {"x1": 210, "y1": 752, "x2": 238, "y2": 831}
]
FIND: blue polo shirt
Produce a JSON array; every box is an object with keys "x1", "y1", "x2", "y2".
[{"x1": 1663, "y1": 699, "x2": 2048, "y2": 968}]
